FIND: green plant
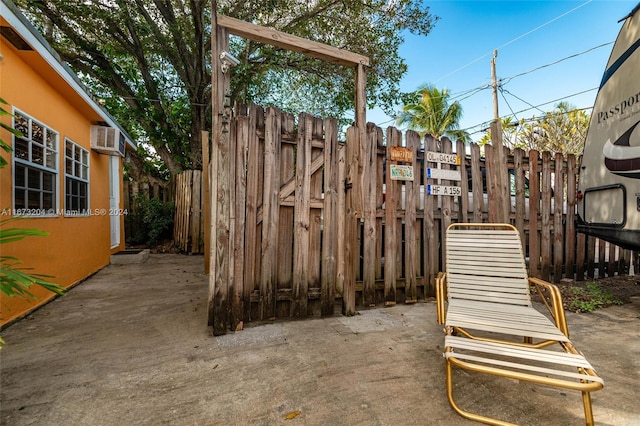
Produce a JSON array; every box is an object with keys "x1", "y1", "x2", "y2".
[
  {"x1": 127, "y1": 195, "x2": 174, "y2": 246},
  {"x1": 568, "y1": 282, "x2": 622, "y2": 313}
]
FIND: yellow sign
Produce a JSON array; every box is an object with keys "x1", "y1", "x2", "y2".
[{"x1": 389, "y1": 146, "x2": 414, "y2": 162}]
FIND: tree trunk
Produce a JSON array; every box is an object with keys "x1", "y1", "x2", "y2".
[
  {"x1": 155, "y1": 144, "x2": 183, "y2": 177},
  {"x1": 189, "y1": 104, "x2": 207, "y2": 170}
]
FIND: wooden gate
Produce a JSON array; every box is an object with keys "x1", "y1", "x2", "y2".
[{"x1": 208, "y1": 105, "x2": 343, "y2": 332}]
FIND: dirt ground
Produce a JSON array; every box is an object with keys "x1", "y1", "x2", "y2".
[
  {"x1": 143, "y1": 238, "x2": 640, "y2": 311},
  {"x1": 545, "y1": 274, "x2": 640, "y2": 312},
  {"x1": 2, "y1": 253, "x2": 639, "y2": 426}
]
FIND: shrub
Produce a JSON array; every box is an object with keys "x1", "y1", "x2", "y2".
[{"x1": 127, "y1": 195, "x2": 174, "y2": 246}]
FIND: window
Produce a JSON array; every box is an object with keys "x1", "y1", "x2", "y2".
[
  {"x1": 64, "y1": 139, "x2": 89, "y2": 215},
  {"x1": 13, "y1": 110, "x2": 58, "y2": 214}
]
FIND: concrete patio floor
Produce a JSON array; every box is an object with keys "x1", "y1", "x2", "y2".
[{"x1": 1, "y1": 254, "x2": 639, "y2": 425}]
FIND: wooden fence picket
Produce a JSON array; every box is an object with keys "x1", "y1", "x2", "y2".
[
  {"x1": 292, "y1": 113, "x2": 312, "y2": 317},
  {"x1": 385, "y1": 127, "x2": 400, "y2": 305},
  {"x1": 363, "y1": 123, "x2": 378, "y2": 307},
  {"x1": 321, "y1": 117, "x2": 339, "y2": 316},
  {"x1": 404, "y1": 130, "x2": 420, "y2": 303},
  {"x1": 260, "y1": 107, "x2": 281, "y2": 320}
]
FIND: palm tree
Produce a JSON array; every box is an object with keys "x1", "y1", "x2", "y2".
[{"x1": 396, "y1": 84, "x2": 469, "y2": 142}]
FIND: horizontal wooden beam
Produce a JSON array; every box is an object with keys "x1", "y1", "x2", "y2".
[{"x1": 217, "y1": 15, "x2": 369, "y2": 67}]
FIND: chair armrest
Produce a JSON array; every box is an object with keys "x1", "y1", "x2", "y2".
[
  {"x1": 529, "y1": 277, "x2": 569, "y2": 338},
  {"x1": 436, "y1": 272, "x2": 447, "y2": 325}
]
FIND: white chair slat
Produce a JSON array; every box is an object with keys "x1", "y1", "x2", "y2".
[
  {"x1": 448, "y1": 266, "x2": 527, "y2": 277},
  {"x1": 446, "y1": 337, "x2": 589, "y2": 365},
  {"x1": 449, "y1": 282, "x2": 526, "y2": 294},
  {"x1": 446, "y1": 317, "x2": 568, "y2": 341},
  {"x1": 446, "y1": 352, "x2": 603, "y2": 384},
  {"x1": 449, "y1": 299, "x2": 534, "y2": 313},
  {"x1": 448, "y1": 290, "x2": 531, "y2": 304},
  {"x1": 448, "y1": 275, "x2": 527, "y2": 287},
  {"x1": 447, "y1": 304, "x2": 551, "y2": 324},
  {"x1": 445, "y1": 336, "x2": 602, "y2": 384}
]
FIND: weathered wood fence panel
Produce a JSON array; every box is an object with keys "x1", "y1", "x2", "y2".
[
  {"x1": 173, "y1": 170, "x2": 202, "y2": 253},
  {"x1": 201, "y1": 108, "x2": 638, "y2": 332},
  {"x1": 345, "y1": 130, "x2": 637, "y2": 305},
  {"x1": 207, "y1": 105, "x2": 344, "y2": 324}
]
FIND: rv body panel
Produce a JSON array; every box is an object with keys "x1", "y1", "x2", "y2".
[{"x1": 578, "y1": 3, "x2": 640, "y2": 250}]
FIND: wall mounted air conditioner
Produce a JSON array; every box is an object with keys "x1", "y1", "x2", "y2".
[{"x1": 90, "y1": 125, "x2": 125, "y2": 156}]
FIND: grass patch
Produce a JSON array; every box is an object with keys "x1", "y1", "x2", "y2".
[{"x1": 568, "y1": 282, "x2": 623, "y2": 313}]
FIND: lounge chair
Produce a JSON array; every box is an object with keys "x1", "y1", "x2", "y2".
[{"x1": 436, "y1": 223, "x2": 603, "y2": 425}]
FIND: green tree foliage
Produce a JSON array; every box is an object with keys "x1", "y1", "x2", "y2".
[
  {"x1": 478, "y1": 116, "x2": 519, "y2": 147},
  {"x1": 396, "y1": 84, "x2": 469, "y2": 141},
  {"x1": 19, "y1": 0, "x2": 209, "y2": 175},
  {"x1": 519, "y1": 102, "x2": 589, "y2": 155},
  {"x1": 19, "y1": 0, "x2": 438, "y2": 176},
  {"x1": 480, "y1": 102, "x2": 589, "y2": 155}
]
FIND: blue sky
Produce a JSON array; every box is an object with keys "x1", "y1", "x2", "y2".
[{"x1": 368, "y1": 0, "x2": 639, "y2": 142}]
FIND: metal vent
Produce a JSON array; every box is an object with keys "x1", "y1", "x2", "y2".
[{"x1": 0, "y1": 26, "x2": 33, "y2": 51}]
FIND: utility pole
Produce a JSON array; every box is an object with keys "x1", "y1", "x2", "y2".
[
  {"x1": 491, "y1": 49, "x2": 499, "y2": 121},
  {"x1": 489, "y1": 49, "x2": 509, "y2": 223}
]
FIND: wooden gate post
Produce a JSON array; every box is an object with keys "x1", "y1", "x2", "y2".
[
  {"x1": 423, "y1": 135, "x2": 438, "y2": 297},
  {"x1": 321, "y1": 118, "x2": 339, "y2": 316},
  {"x1": 343, "y1": 125, "x2": 359, "y2": 316},
  {"x1": 208, "y1": 3, "x2": 232, "y2": 335},
  {"x1": 404, "y1": 130, "x2": 420, "y2": 303},
  {"x1": 202, "y1": 131, "x2": 210, "y2": 273},
  {"x1": 490, "y1": 120, "x2": 509, "y2": 223}
]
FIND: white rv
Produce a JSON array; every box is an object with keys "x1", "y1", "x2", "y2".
[{"x1": 577, "y1": 2, "x2": 640, "y2": 250}]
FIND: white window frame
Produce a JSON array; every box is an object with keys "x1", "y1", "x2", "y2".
[
  {"x1": 12, "y1": 109, "x2": 59, "y2": 216},
  {"x1": 64, "y1": 138, "x2": 90, "y2": 216}
]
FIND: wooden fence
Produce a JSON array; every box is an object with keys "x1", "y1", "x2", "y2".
[
  {"x1": 351, "y1": 132, "x2": 639, "y2": 307},
  {"x1": 173, "y1": 170, "x2": 204, "y2": 253},
  {"x1": 197, "y1": 105, "x2": 638, "y2": 332}
]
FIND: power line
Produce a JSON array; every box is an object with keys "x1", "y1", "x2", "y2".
[
  {"x1": 507, "y1": 87, "x2": 598, "y2": 118},
  {"x1": 464, "y1": 105, "x2": 594, "y2": 137},
  {"x1": 433, "y1": 0, "x2": 593, "y2": 84},
  {"x1": 401, "y1": 39, "x2": 612, "y2": 109},
  {"x1": 500, "y1": 88, "x2": 546, "y2": 115},
  {"x1": 501, "y1": 41, "x2": 614, "y2": 85},
  {"x1": 517, "y1": 106, "x2": 593, "y2": 124},
  {"x1": 464, "y1": 102, "x2": 595, "y2": 134},
  {"x1": 499, "y1": 88, "x2": 519, "y2": 122},
  {"x1": 452, "y1": 84, "x2": 491, "y2": 102}
]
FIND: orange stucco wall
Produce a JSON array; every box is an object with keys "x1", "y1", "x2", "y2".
[{"x1": 0, "y1": 32, "x2": 126, "y2": 326}]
